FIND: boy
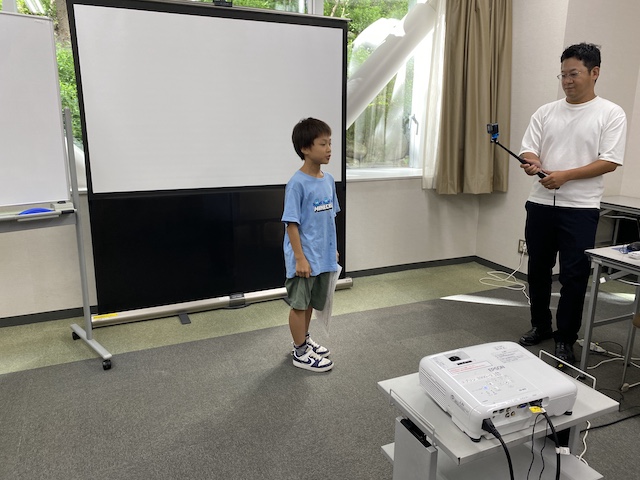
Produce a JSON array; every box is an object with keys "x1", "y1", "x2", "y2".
[{"x1": 282, "y1": 118, "x2": 341, "y2": 372}]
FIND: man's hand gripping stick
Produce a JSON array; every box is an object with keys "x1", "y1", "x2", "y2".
[{"x1": 487, "y1": 123, "x2": 546, "y2": 178}]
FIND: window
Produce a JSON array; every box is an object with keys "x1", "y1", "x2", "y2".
[
  {"x1": 344, "y1": 2, "x2": 415, "y2": 169},
  {"x1": 335, "y1": 0, "x2": 439, "y2": 181},
  {"x1": 235, "y1": 0, "x2": 440, "y2": 180},
  {"x1": 232, "y1": 0, "x2": 307, "y2": 12}
]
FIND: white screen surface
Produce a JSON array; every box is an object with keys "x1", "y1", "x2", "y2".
[{"x1": 72, "y1": 5, "x2": 344, "y2": 194}]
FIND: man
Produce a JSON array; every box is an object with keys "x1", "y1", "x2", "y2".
[{"x1": 518, "y1": 43, "x2": 627, "y2": 365}]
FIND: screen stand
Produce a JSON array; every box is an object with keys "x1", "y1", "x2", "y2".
[{"x1": 65, "y1": 109, "x2": 113, "y2": 370}]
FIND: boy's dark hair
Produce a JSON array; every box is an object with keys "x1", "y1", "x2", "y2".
[
  {"x1": 561, "y1": 43, "x2": 601, "y2": 71},
  {"x1": 292, "y1": 118, "x2": 331, "y2": 160}
]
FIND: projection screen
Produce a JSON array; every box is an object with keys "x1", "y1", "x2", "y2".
[
  {"x1": 72, "y1": 2, "x2": 344, "y2": 194},
  {"x1": 68, "y1": 0, "x2": 347, "y2": 314}
]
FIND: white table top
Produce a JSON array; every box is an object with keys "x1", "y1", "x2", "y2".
[
  {"x1": 600, "y1": 195, "x2": 640, "y2": 215},
  {"x1": 585, "y1": 245, "x2": 640, "y2": 271},
  {"x1": 378, "y1": 372, "x2": 619, "y2": 466}
]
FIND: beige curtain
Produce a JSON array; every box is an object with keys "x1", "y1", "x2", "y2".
[
  {"x1": 435, "y1": 0, "x2": 512, "y2": 194},
  {"x1": 420, "y1": 0, "x2": 447, "y2": 190}
]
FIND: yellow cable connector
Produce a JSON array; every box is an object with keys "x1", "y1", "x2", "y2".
[{"x1": 529, "y1": 405, "x2": 546, "y2": 414}]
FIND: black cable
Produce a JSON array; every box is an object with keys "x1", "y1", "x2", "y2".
[
  {"x1": 541, "y1": 411, "x2": 561, "y2": 480},
  {"x1": 537, "y1": 426, "x2": 548, "y2": 480},
  {"x1": 482, "y1": 418, "x2": 515, "y2": 480},
  {"x1": 596, "y1": 387, "x2": 624, "y2": 403},
  {"x1": 620, "y1": 404, "x2": 640, "y2": 413},
  {"x1": 581, "y1": 411, "x2": 640, "y2": 432},
  {"x1": 527, "y1": 401, "x2": 560, "y2": 480},
  {"x1": 526, "y1": 414, "x2": 544, "y2": 480}
]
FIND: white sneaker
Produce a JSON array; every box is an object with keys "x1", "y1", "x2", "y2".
[
  {"x1": 306, "y1": 336, "x2": 330, "y2": 357},
  {"x1": 292, "y1": 346, "x2": 333, "y2": 372}
]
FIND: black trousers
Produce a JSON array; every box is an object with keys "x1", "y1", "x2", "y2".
[{"x1": 525, "y1": 201, "x2": 600, "y2": 344}]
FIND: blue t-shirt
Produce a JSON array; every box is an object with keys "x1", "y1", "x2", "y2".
[{"x1": 282, "y1": 170, "x2": 340, "y2": 278}]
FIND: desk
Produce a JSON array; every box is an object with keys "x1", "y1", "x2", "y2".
[
  {"x1": 580, "y1": 246, "x2": 640, "y2": 389},
  {"x1": 599, "y1": 195, "x2": 640, "y2": 245},
  {"x1": 601, "y1": 195, "x2": 640, "y2": 217},
  {"x1": 378, "y1": 372, "x2": 618, "y2": 479}
]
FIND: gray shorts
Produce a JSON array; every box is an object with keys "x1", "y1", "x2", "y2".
[{"x1": 285, "y1": 272, "x2": 331, "y2": 311}]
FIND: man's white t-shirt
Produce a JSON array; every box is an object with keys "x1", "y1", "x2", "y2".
[{"x1": 520, "y1": 96, "x2": 626, "y2": 208}]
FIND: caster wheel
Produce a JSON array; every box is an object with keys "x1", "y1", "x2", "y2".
[
  {"x1": 102, "y1": 359, "x2": 112, "y2": 370},
  {"x1": 72, "y1": 332, "x2": 80, "y2": 340}
]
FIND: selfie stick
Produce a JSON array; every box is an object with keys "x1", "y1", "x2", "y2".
[{"x1": 487, "y1": 123, "x2": 546, "y2": 178}]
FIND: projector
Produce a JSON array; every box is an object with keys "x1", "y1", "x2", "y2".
[{"x1": 419, "y1": 341, "x2": 577, "y2": 441}]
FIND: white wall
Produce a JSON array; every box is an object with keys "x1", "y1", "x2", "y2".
[
  {"x1": 621, "y1": 62, "x2": 640, "y2": 196},
  {"x1": 3, "y1": 0, "x2": 640, "y2": 321},
  {"x1": 346, "y1": 179, "x2": 479, "y2": 271}
]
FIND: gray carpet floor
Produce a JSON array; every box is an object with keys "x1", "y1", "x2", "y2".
[{"x1": 1, "y1": 286, "x2": 639, "y2": 480}]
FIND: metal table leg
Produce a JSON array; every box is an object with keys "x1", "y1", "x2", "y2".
[{"x1": 580, "y1": 261, "x2": 602, "y2": 371}]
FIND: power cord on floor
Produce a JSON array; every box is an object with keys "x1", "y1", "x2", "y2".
[
  {"x1": 576, "y1": 339, "x2": 640, "y2": 371},
  {"x1": 576, "y1": 406, "x2": 640, "y2": 466},
  {"x1": 581, "y1": 410, "x2": 640, "y2": 433},
  {"x1": 479, "y1": 250, "x2": 531, "y2": 305},
  {"x1": 576, "y1": 412, "x2": 640, "y2": 464},
  {"x1": 577, "y1": 421, "x2": 590, "y2": 465}
]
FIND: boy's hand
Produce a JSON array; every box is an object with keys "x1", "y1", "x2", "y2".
[{"x1": 295, "y1": 257, "x2": 311, "y2": 278}]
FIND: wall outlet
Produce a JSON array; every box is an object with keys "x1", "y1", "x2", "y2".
[{"x1": 518, "y1": 239, "x2": 528, "y2": 255}]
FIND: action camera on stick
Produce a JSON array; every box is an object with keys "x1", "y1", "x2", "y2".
[{"x1": 487, "y1": 123, "x2": 545, "y2": 178}]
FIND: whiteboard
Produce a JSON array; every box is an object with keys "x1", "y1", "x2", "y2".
[
  {"x1": 0, "y1": 12, "x2": 70, "y2": 207},
  {"x1": 72, "y1": 4, "x2": 344, "y2": 194}
]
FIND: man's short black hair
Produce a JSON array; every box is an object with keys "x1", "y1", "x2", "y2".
[
  {"x1": 561, "y1": 42, "x2": 601, "y2": 71},
  {"x1": 292, "y1": 118, "x2": 331, "y2": 160}
]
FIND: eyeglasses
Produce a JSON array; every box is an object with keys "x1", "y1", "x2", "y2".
[{"x1": 557, "y1": 71, "x2": 585, "y2": 81}]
